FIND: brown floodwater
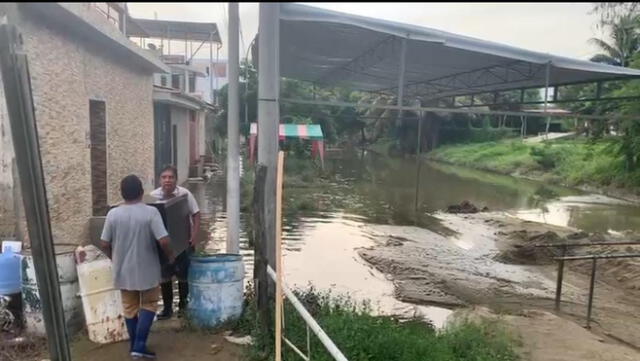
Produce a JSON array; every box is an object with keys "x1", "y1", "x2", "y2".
[{"x1": 187, "y1": 151, "x2": 640, "y2": 327}]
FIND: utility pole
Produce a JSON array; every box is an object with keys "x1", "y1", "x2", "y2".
[
  {"x1": 257, "y1": 3, "x2": 280, "y2": 272},
  {"x1": 226, "y1": 2, "x2": 240, "y2": 253}
]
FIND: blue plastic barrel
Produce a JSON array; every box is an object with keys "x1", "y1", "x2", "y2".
[
  {"x1": 0, "y1": 250, "x2": 21, "y2": 296},
  {"x1": 187, "y1": 253, "x2": 244, "y2": 328}
]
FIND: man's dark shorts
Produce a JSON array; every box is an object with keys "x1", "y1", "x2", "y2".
[{"x1": 161, "y1": 246, "x2": 194, "y2": 282}]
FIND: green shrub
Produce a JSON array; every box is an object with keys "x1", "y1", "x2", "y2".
[{"x1": 237, "y1": 288, "x2": 520, "y2": 361}]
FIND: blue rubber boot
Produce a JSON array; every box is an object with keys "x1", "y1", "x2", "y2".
[
  {"x1": 124, "y1": 316, "x2": 138, "y2": 352},
  {"x1": 131, "y1": 309, "x2": 157, "y2": 359}
]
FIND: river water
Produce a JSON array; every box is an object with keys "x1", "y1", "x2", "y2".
[{"x1": 187, "y1": 151, "x2": 640, "y2": 327}]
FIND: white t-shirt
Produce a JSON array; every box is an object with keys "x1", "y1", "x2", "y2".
[{"x1": 150, "y1": 185, "x2": 200, "y2": 215}]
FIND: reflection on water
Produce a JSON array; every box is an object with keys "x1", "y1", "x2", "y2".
[
  {"x1": 186, "y1": 150, "x2": 640, "y2": 327},
  {"x1": 319, "y1": 151, "x2": 640, "y2": 234}
]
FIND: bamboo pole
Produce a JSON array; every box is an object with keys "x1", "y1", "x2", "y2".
[{"x1": 275, "y1": 151, "x2": 285, "y2": 361}]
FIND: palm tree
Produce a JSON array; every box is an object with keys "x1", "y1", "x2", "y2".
[{"x1": 589, "y1": 14, "x2": 640, "y2": 67}]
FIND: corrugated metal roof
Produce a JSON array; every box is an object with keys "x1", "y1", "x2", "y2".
[
  {"x1": 274, "y1": 3, "x2": 640, "y2": 100},
  {"x1": 127, "y1": 18, "x2": 221, "y2": 43}
]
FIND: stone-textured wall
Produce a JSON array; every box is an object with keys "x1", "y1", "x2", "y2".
[
  {"x1": 0, "y1": 6, "x2": 156, "y2": 245},
  {"x1": 0, "y1": 71, "x2": 17, "y2": 239}
]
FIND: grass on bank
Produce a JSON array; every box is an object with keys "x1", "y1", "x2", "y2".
[
  {"x1": 232, "y1": 288, "x2": 520, "y2": 361},
  {"x1": 427, "y1": 138, "x2": 640, "y2": 190}
]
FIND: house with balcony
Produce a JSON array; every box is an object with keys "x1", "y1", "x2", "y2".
[{"x1": 125, "y1": 17, "x2": 221, "y2": 185}]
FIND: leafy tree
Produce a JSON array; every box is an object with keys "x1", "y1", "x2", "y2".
[
  {"x1": 588, "y1": 14, "x2": 640, "y2": 67},
  {"x1": 612, "y1": 54, "x2": 640, "y2": 170},
  {"x1": 591, "y1": 3, "x2": 640, "y2": 25}
]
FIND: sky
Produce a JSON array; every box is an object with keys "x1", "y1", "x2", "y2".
[{"x1": 126, "y1": 2, "x2": 606, "y2": 62}]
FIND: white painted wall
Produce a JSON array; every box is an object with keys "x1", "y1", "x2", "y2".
[
  {"x1": 198, "y1": 111, "x2": 206, "y2": 157},
  {"x1": 170, "y1": 106, "x2": 190, "y2": 185}
]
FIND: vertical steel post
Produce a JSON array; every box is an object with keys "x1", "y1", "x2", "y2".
[
  {"x1": 306, "y1": 324, "x2": 311, "y2": 360},
  {"x1": 209, "y1": 33, "x2": 214, "y2": 104},
  {"x1": 258, "y1": 3, "x2": 280, "y2": 272},
  {"x1": 543, "y1": 61, "x2": 551, "y2": 136},
  {"x1": 555, "y1": 245, "x2": 567, "y2": 311},
  {"x1": 0, "y1": 22, "x2": 71, "y2": 361},
  {"x1": 395, "y1": 37, "x2": 407, "y2": 128},
  {"x1": 586, "y1": 257, "x2": 597, "y2": 329},
  {"x1": 414, "y1": 99, "x2": 422, "y2": 216},
  {"x1": 226, "y1": 3, "x2": 240, "y2": 254},
  {"x1": 596, "y1": 81, "x2": 603, "y2": 99},
  {"x1": 184, "y1": 69, "x2": 190, "y2": 93}
]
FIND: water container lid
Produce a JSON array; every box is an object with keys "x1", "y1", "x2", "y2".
[{"x1": 191, "y1": 253, "x2": 242, "y2": 263}]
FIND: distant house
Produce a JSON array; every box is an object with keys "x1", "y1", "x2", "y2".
[
  {"x1": 0, "y1": 3, "x2": 169, "y2": 245},
  {"x1": 191, "y1": 58, "x2": 228, "y2": 104},
  {"x1": 125, "y1": 17, "x2": 221, "y2": 185}
]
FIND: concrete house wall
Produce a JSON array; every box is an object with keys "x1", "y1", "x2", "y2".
[{"x1": 169, "y1": 106, "x2": 191, "y2": 185}]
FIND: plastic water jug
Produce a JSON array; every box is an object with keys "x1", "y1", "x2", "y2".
[{"x1": 0, "y1": 250, "x2": 21, "y2": 295}]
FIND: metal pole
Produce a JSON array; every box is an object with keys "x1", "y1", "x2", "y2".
[
  {"x1": 395, "y1": 37, "x2": 407, "y2": 128},
  {"x1": 544, "y1": 61, "x2": 551, "y2": 137},
  {"x1": 555, "y1": 245, "x2": 566, "y2": 311},
  {"x1": 268, "y1": 266, "x2": 349, "y2": 361},
  {"x1": 0, "y1": 22, "x2": 71, "y2": 361},
  {"x1": 184, "y1": 68, "x2": 190, "y2": 93},
  {"x1": 586, "y1": 257, "x2": 597, "y2": 329},
  {"x1": 226, "y1": 2, "x2": 240, "y2": 254},
  {"x1": 209, "y1": 33, "x2": 214, "y2": 104},
  {"x1": 215, "y1": 44, "x2": 220, "y2": 105},
  {"x1": 275, "y1": 151, "x2": 284, "y2": 361},
  {"x1": 414, "y1": 99, "x2": 422, "y2": 216},
  {"x1": 258, "y1": 3, "x2": 280, "y2": 272}
]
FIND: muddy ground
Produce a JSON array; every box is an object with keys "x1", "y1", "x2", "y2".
[
  {"x1": 2, "y1": 318, "x2": 246, "y2": 361},
  {"x1": 358, "y1": 212, "x2": 640, "y2": 361}
]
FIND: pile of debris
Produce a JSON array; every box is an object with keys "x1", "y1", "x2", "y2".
[
  {"x1": 446, "y1": 201, "x2": 489, "y2": 214},
  {"x1": 494, "y1": 230, "x2": 565, "y2": 265}
]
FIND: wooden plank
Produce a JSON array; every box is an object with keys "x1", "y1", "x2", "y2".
[
  {"x1": 275, "y1": 151, "x2": 285, "y2": 361},
  {"x1": 252, "y1": 164, "x2": 271, "y2": 346}
]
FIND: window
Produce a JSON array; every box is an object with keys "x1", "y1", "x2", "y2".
[
  {"x1": 188, "y1": 74, "x2": 196, "y2": 93},
  {"x1": 160, "y1": 75, "x2": 167, "y2": 87},
  {"x1": 171, "y1": 74, "x2": 181, "y2": 90},
  {"x1": 89, "y1": 100, "x2": 108, "y2": 216},
  {"x1": 172, "y1": 124, "x2": 178, "y2": 166}
]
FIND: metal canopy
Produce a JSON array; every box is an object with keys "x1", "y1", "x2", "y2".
[
  {"x1": 276, "y1": 3, "x2": 640, "y2": 100},
  {"x1": 127, "y1": 18, "x2": 221, "y2": 43}
]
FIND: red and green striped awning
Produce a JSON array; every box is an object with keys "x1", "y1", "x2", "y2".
[{"x1": 250, "y1": 123, "x2": 324, "y2": 140}]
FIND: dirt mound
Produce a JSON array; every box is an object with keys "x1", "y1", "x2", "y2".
[
  {"x1": 446, "y1": 200, "x2": 489, "y2": 214},
  {"x1": 494, "y1": 230, "x2": 565, "y2": 265}
]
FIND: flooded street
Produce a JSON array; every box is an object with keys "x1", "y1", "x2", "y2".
[{"x1": 186, "y1": 151, "x2": 640, "y2": 328}]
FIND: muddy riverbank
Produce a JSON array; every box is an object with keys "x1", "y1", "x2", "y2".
[{"x1": 357, "y1": 211, "x2": 640, "y2": 359}]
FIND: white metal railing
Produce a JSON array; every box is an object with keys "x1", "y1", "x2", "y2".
[{"x1": 267, "y1": 266, "x2": 349, "y2": 361}]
